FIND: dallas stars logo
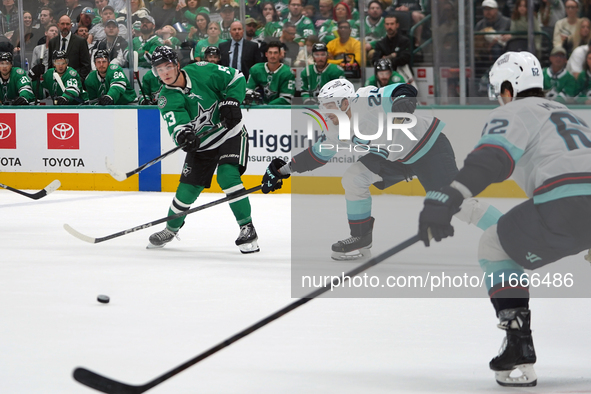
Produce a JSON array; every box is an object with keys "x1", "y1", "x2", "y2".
[{"x1": 190, "y1": 102, "x2": 216, "y2": 133}]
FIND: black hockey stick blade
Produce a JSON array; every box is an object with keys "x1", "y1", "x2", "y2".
[
  {"x1": 73, "y1": 234, "x2": 420, "y2": 393},
  {"x1": 0, "y1": 179, "x2": 61, "y2": 200},
  {"x1": 63, "y1": 185, "x2": 263, "y2": 244},
  {"x1": 105, "y1": 145, "x2": 184, "y2": 182}
]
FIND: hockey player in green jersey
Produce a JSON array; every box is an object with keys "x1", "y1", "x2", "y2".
[
  {"x1": 246, "y1": 41, "x2": 295, "y2": 105},
  {"x1": 0, "y1": 51, "x2": 35, "y2": 105},
  {"x1": 138, "y1": 69, "x2": 162, "y2": 105},
  {"x1": 300, "y1": 42, "x2": 344, "y2": 103},
  {"x1": 148, "y1": 46, "x2": 259, "y2": 254},
  {"x1": 85, "y1": 50, "x2": 137, "y2": 105},
  {"x1": 36, "y1": 50, "x2": 87, "y2": 105},
  {"x1": 365, "y1": 58, "x2": 405, "y2": 88}
]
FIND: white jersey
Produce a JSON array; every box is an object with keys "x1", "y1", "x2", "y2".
[
  {"x1": 477, "y1": 97, "x2": 591, "y2": 203},
  {"x1": 311, "y1": 84, "x2": 445, "y2": 165}
]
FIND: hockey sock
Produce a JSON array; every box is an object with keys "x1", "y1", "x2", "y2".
[
  {"x1": 479, "y1": 258, "x2": 530, "y2": 315},
  {"x1": 346, "y1": 198, "x2": 373, "y2": 236},
  {"x1": 217, "y1": 164, "x2": 252, "y2": 226},
  {"x1": 166, "y1": 183, "x2": 204, "y2": 231}
]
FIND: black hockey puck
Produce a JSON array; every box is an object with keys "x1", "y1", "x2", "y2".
[{"x1": 97, "y1": 295, "x2": 110, "y2": 304}]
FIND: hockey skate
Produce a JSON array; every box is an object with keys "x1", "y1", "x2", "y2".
[
  {"x1": 147, "y1": 228, "x2": 179, "y2": 249},
  {"x1": 235, "y1": 222, "x2": 260, "y2": 254},
  {"x1": 490, "y1": 307, "x2": 537, "y2": 387},
  {"x1": 331, "y1": 233, "x2": 372, "y2": 261}
]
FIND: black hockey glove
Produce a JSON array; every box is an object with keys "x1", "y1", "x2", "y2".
[
  {"x1": 28, "y1": 63, "x2": 45, "y2": 81},
  {"x1": 219, "y1": 98, "x2": 242, "y2": 130},
  {"x1": 139, "y1": 97, "x2": 153, "y2": 105},
  {"x1": 418, "y1": 185, "x2": 464, "y2": 247},
  {"x1": 98, "y1": 95, "x2": 114, "y2": 106},
  {"x1": 262, "y1": 158, "x2": 290, "y2": 194},
  {"x1": 175, "y1": 126, "x2": 200, "y2": 153},
  {"x1": 391, "y1": 84, "x2": 418, "y2": 114},
  {"x1": 12, "y1": 96, "x2": 28, "y2": 106},
  {"x1": 55, "y1": 95, "x2": 69, "y2": 105},
  {"x1": 243, "y1": 89, "x2": 262, "y2": 105}
]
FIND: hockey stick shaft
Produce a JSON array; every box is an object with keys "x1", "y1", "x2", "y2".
[
  {"x1": 0, "y1": 179, "x2": 61, "y2": 200},
  {"x1": 64, "y1": 185, "x2": 262, "y2": 244},
  {"x1": 73, "y1": 234, "x2": 420, "y2": 393}
]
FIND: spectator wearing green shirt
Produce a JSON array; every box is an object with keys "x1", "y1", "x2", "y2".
[
  {"x1": 284, "y1": 0, "x2": 316, "y2": 45},
  {"x1": 543, "y1": 47, "x2": 577, "y2": 103},
  {"x1": 260, "y1": 1, "x2": 284, "y2": 41},
  {"x1": 574, "y1": 50, "x2": 591, "y2": 103},
  {"x1": 194, "y1": 21, "x2": 226, "y2": 60},
  {"x1": 133, "y1": 16, "x2": 164, "y2": 68}
]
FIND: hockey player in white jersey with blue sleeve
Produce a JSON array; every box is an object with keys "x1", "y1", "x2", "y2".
[
  {"x1": 418, "y1": 51, "x2": 591, "y2": 387},
  {"x1": 262, "y1": 79, "x2": 503, "y2": 260}
]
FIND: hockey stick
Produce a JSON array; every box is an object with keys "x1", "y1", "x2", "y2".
[
  {"x1": 134, "y1": 51, "x2": 150, "y2": 103},
  {"x1": 73, "y1": 233, "x2": 420, "y2": 393},
  {"x1": 0, "y1": 179, "x2": 61, "y2": 200},
  {"x1": 63, "y1": 185, "x2": 262, "y2": 243},
  {"x1": 105, "y1": 124, "x2": 225, "y2": 181}
]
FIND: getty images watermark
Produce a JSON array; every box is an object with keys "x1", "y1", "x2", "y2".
[{"x1": 306, "y1": 108, "x2": 418, "y2": 153}]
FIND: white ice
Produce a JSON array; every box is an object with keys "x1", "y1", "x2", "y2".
[{"x1": 1, "y1": 189, "x2": 590, "y2": 393}]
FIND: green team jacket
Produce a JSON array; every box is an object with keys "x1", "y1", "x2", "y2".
[
  {"x1": 283, "y1": 15, "x2": 315, "y2": 44},
  {"x1": 85, "y1": 64, "x2": 137, "y2": 104},
  {"x1": 300, "y1": 63, "x2": 344, "y2": 98},
  {"x1": 157, "y1": 62, "x2": 246, "y2": 152},
  {"x1": 141, "y1": 70, "x2": 162, "y2": 102},
  {"x1": 36, "y1": 66, "x2": 87, "y2": 103},
  {"x1": 133, "y1": 35, "x2": 164, "y2": 68},
  {"x1": 0, "y1": 67, "x2": 35, "y2": 103},
  {"x1": 246, "y1": 63, "x2": 295, "y2": 105},
  {"x1": 365, "y1": 71, "x2": 406, "y2": 87},
  {"x1": 543, "y1": 67, "x2": 577, "y2": 103}
]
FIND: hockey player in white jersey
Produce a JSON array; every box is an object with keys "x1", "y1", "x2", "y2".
[
  {"x1": 263, "y1": 79, "x2": 502, "y2": 260},
  {"x1": 419, "y1": 51, "x2": 591, "y2": 387}
]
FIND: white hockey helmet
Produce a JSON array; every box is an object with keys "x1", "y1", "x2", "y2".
[
  {"x1": 488, "y1": 51, "x2": 543, "y2": 103},
  {"x1": 318, "y1": 78, "x2": 355, "y2": 112}
]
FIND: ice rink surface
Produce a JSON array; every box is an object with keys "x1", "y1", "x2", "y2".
[{"x1": 1, "y1": 189, "x2": 591, "y2": 394}]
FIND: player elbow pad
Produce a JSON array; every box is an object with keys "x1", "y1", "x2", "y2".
[
  {"x1": 290, "y1": 147, "x2": 328, "y2": 173},
  {"x1": 455, "y1": 146, "x2": 514, "y2": 196}
]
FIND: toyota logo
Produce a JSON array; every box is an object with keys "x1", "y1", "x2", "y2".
[
  {"x1": 52, "y1": 123, "x2": 75, "y2": 140},
  {"x1": 0, "y1": 123, "x2": 11, "y2": 140}
]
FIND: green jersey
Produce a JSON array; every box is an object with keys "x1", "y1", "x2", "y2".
[
  {"x1": 141, "y1": 70, "x2": 163, "y2": 103},
  {"x1": 543, "y1": 66, "x2": 577, "y2": 103},
  {"x1": 85, "y1": 64, "x2": 137, "y2": 104},
  {"x1": 365, "y1": 71, "x2": 406, "y2": 87},
  {"x1": 364, "y1": 16, "x2": 386, "y2": 44},
  {"x1": 37, "y1": 66, "x2": 86, "y2": 103},
  {"x1": 0, "y1": 67, "x2": 35, "y2": 103},
  {"x1": 262, "y1": 20, "x2": 283, "y2": 40},
  {"x1": 318, "y1": 18, "x2": 359, "y2": 44},
  {"x1": 133, "y1": 35, "x2": 164, "y2": 68},
  {"x1": 283, "y1": 14, "x2": 315, "y2": 44},
  {"x1": 194, "y1": 38, "x2": 226, "y2": 60},
  {"x1": 157, "y1": 62, "x2": 246, "y2": 151},
  {"x1": 300, "y1": 63, "x2": 344, "y2": 98},
  {"x1": 246, "y1": 63, "x2": 295, "y2": 105},
  {"x1": 574, "y1": 70, "x2": 591, "y2": 104}
]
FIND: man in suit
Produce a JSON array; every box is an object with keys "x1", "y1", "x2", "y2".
[
  {"x1": 220, "y1": 21, "x2": 263, "y2": 81},
  {"x1": 49, "y1": 15, "x2": 92, "y2": 81}
]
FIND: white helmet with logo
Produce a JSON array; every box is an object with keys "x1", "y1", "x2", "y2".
[
  {"x1": 488, "y1": 51, "x2": 543, "y2": 103},
  {"x1": 318, "y1": 78, "x2": 356, "y2": 112}
]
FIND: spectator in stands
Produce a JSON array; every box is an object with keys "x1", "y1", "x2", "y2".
[
  {"x1": 565, "y1": 16, "x2": 591, "y2": 55},
  {"x1": 319, "y1": 2, "x2": 359, "y2": 44},
  {"x1": 246, "y1": 41, "x2": 295, "y2": 105},
  {"x1": 133, "y1": 15, "x2": 163, "y2": 68},
  {"x1": 159, "y1": 25, "x2": 181, "y2": 49},
  {"x1": 94, "y1": 19, "x2": 129, "y2": 67},
  {"x1": 510, "y1": 0, "x2": 542, "y2": 54},
  {"x1": 373, "y1": 15, "x2": 411, "y2": 70},
  {"x1": 219, "y1": 20, "x2": 262, "y2": 80},
  {"x1": 151, "y1": 0, "x2": 177, "y2": 31},
  {"x1": 31, "y1": 23, "x2": 58, "y2": 70},
  {"x1": 293, "y1": 34, "x2": 318, "y2": 66},
  {"x1": 316, "y1": 0, "x2": 333, "y2": 29},
  {"x1": 538, "y1": 0, "x2": 565, "y2": 39},
  {"x1": 303, "y1": 4, "x2": 317, "y2": 22},
  {"x1": 436, "y1": 0, "x2": 459, "y2": 64},
  {"x1": 0, "y1": 0, "x2": 20, "y2": 36},
  {"x1": 364, "y1": 0, "x2": 386, "y2": 52},
  {"x1": 284, "y1": 0, "x2": 315, "y2": 45},
  {"x1": 77, "y1": 7, "x2": 95, "y2": 33},
  {"x1": 93, "y1": 0, "x2": 108, "y2": 21},
  {"x1": 553, "y1": 0, "x2": 582, "y2": 50},
  {"x1": 365, "y1": 57, "x2": 405, "y2": 87},
  {"x1": 76, "y1": 25, "x2": 90, "y2": 42},
  {"x1": 188, "y1": 12, "x2": 210, "y2": 42},
  {"x1": 32, "y1": 7, "x2": 55, "y2": 45},
  {"x1": 178, "y1": 0, "x2": 202, "y2": 29},
  {"x1": 128, "y1": 0, "x2": 150, "y2": 23},
  {"x1": 194, "y1": 21, "x2": 225, "y2": 60},
  {"x1": 245, "y1": 17, "x2": 261, "y2": 43},
  {"x1": 386, "y1": 0, "x2": 425, "y2": 47},
  {"x1": 48, "y1": 15, "x2": 92, "y2": 80},
  {"x1": 279, "y1": 21, "x2": 299, "y2": 64},
  {"x1": 246, "y1": 0, "x2": 262, "y2": 21},
  {"x1": 567, "y1": 42, "x2": 589, "y2": 78},
  {"x1": 543, "y1": 46, "x2": 576, "y2": 102},
  {"x1": 212, "y1": 0, "x2": 239, "y2": 15},
  {"x1": 300, "y1": 41, "x2": 344, "y2": 102},
  {"x1": 326, "y1": 20, "x2": 360, "y2": 66},
  {"x1": 219, "y1": 4, "x2": 238, "y2": 41},
  {"x1": 474, "y1": 0, "x2": 510, "y2": 64},
  {"x1": 203, "y1": 45, "x2": 221, "y2": 63},
  {"x1": 58, "y1": 0, "x2": 85, "y2": 23},
  {"x1": 261, "y1": 1, "x2": 283, "y2": 40},
  {"x1": 88, "y1": 5, "x2": 127, "y2": 46},
  {"x1": 573, "y1": 50, "x2": 591, "y2": 102},
  {"x1": 11, "y1": 11, "x2": 35, "y2": 53}
]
